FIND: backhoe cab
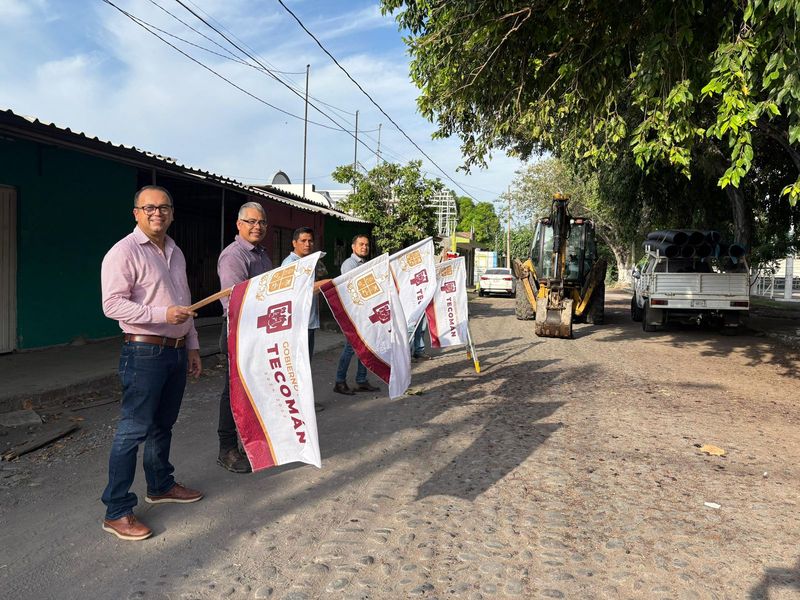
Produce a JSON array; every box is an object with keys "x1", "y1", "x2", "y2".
[{"x1": 513, "y1": 195, "x2": 607, "y2": 338}]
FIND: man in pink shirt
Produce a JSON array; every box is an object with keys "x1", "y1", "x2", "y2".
[{"x1": 100, "y1": 185, "x2": 203, "y2": 541}]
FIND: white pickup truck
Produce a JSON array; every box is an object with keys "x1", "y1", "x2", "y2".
[{"x1": 631, "y1": 252, "x2": 749, "y2": 334}]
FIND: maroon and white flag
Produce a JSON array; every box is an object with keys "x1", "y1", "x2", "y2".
[
  {"x1": 227, "y1": 252, "x2": 322, "y2": 471},
  {"x1": 321, "y1": 254, "x2": 411, "y2": 399},
  {"x1": 426, "y1": 256, "x2": 470, "y2": 348},
  {"x1": 388, "y1": 237, "x2": 437, "y2": 332}
]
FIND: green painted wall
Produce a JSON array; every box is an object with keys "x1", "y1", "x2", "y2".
[{"x1": 0, "y1": 137, "x2": 137, "y2": 349}]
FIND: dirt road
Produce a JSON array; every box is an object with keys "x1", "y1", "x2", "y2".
[{"x1": 1, "y1": 291, "x2": 798, "y2": 599}]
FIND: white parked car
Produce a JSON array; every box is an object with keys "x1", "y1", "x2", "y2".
[{"x1": 479, "y1": 268, "x2": 516, "y2": 297}]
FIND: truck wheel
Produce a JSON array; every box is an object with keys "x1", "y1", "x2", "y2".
[
  {"x1": 585, "y1": 283, "x2": 605, "y2": 325},
  {"x1": 642, "y1": 303, "x2": 658, "y2": 332},
  {"x1": 478, "y1": 289, "x2": 485, "y2": 297},
  {"x1": 515, "y1": 282, "x2": 535, "y2": 320},
  {"x1": 631, "y1": 296, "x2": 643, "y2": 322},
  {"x1": 720, "y1": 312, "x2": 740, "y2": 336}
]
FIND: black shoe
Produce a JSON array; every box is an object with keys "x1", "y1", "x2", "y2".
[
  {"x1": 333, "y1": 382, "x2": 355, "y2": 396},
  {"x1": 315, "y1": 404, "x2": 325, "y2": 413},
  {"x1": 413, "y1": 352, "x2": 433, "y2": 361},
  {"x1": 355, "y1": 381, "x2": 380, "y2": 392},
  {"x1": 217, "y1": 448, "x2": 252, "y2": 473}
]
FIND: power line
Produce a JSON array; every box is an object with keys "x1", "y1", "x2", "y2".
[
  {"x1": 100, "y1": 0, "x2": 369, "y2": 135},
  {"x1": 171, "y1": 0, "x2": 382, "y2": 160},
  {"x1": 102, "y1": 0, "x2": 350, "y2": 132},
  {"x1": 275, "y1": 0, "x2": 478, "y2": 202},
  {"x1": 174, "y1": 0, "x2": 358, "y2": 117}
]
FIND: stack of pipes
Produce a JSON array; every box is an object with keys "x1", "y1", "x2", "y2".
[{"x1": 642, "y1": 230, "x2": 746, "y2": 260}]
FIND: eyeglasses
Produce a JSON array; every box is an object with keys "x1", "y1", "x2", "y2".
[
  {"x1": 240, "y1": 218, "x2": 267, "y2": 228},
  {"x1": 136, "y1": 204, "x2": 173, "y2": 215}
]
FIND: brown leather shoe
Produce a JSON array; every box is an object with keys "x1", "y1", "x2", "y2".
[
  {"x1": 217, "y1": 448, "x2": 252, "y2": 474},
  {"x1": 145, "y1": 483, "x2": 203, "y2": 504},
  {"x1": 355, "y1": 381, "x2": 380, "y2": 392},
  {"x1": 102, "y1": 514, "x2": 152, "y2": 541},
  {"x1": 333, "y1": 382, "x2": 355, "y2": 396}
]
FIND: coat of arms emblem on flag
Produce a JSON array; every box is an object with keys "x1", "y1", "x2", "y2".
[
  {"x1": 389, "y1": 237, "x2": 437, "y2": 333},
  {"x1": 426, "y1": 256, "x2": 470, "y2": 348},
  {"x1": 227, "y1": 252, "x2": 322, "y2": 471},
  {"x1": 322, "y1": 254, "x2": 411, "y2": 399}
]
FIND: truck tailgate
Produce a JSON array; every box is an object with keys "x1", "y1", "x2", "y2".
[{"x1": 652, "y1": 273, "x2": 749, "y2": 296}]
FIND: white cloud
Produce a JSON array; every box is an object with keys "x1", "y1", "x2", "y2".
[{"x1": 0, "y1": 0, "x2": 520, "y2": 201}]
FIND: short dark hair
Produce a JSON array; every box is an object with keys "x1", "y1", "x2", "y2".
[
  {"x1": 134, "y1": 185, "x2": 173, "y2": 206},
  {"x1": 351, "y1": 234, "x2": 369, "y2": 245},
  {"x1": 293, "y1": 226, "x2": 314, "y2": 241}
]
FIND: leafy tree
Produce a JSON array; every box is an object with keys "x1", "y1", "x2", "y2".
[
  {"x1": 382, "y1": 0, "x2": 800, "y2": 247},
  {"x1": 456, "y1": 196, "x2": 501, "y2": 249},
  {"x1": 332, "y1": 160, "x2": 439, "y2": 254}
]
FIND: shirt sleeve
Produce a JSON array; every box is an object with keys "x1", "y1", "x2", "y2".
[
  {"x1": 218, "y1": 251, "x2": 251, "y2": 291},
  {"x1": 185, "y1": 319, "x2": 199, "y2": 350},
  {"x1": 101, "y1": 244, "x2": 168, "y2": 324}
]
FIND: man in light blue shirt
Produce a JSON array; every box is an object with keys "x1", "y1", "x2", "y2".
[
  {"x1": 333, "y1": 234, "x2": 380, "y2": 395},
  {"x1": 282, "y1": 227, "x2": 323, "y2": 357}
]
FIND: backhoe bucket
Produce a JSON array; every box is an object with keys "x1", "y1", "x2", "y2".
[{"x1": 534, "y1": 298, "x2": 574, "y2": 338}]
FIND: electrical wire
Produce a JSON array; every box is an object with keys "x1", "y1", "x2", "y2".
[
  {"x1": 275, "y1": 0, "x2": 478, "y2": 202},
  {"x1": 171, "y1": 0, "x2": 382, "y2": 160},
  {"x1": 101, "y1": 0, "x2": 371, "y2": 136}
]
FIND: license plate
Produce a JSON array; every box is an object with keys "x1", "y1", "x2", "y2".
[{"x1": 691, "y1": 299, "x2": 706, "y2": 307}]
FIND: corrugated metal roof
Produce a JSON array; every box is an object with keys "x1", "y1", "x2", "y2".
[{"x1": 0, "y1": 108, "x2": 369, "y2": 224}]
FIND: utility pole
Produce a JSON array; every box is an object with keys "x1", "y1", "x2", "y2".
[
  {"x1": 352, "y1": 110, "x2": 359, "y2": 192},
  {"x1": 506, "y1": 185, "x2": 512, "y2": 269},
  {"x1": 376, "y1": 123, "x2": 382, "y2": 165},
  {"x1": 302, "y1": 64, "x2": 310, "y2": 199}
]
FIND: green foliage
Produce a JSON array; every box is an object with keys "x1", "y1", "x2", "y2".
[
  {"x1": 332, "y1": 160, "x2": 440, "y2": 254},
  {"x1": 509, "y1": 227, "x2": 533, "y2": 261},
  {"x1": 456, "y1": 196, "x2": 501, "y2": 249},
  {"x1": 382, "y1": 0, "x2": 800, "y2": 201}
]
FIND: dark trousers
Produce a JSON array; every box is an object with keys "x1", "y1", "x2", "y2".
[
  {"x1": 102, "y1": 342, "x2": 187, "y2": 520},
  {"x1": 218, "y1": 320, "x2": 237, "y2": 451}
]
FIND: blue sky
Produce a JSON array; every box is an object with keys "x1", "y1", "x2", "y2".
[{"x1": 0, "y1": 0, "x2": 522, "y2": 201}]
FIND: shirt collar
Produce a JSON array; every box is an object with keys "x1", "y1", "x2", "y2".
[
  {"x1": 133, "y1": 226, "x2": 173, "y2": 250},
  {"x1": 351, "y1": 252, "x2": 365, "y2": 263},
  {"x1": 235, "y1": 234, "x2": 263, "y2": 253}
]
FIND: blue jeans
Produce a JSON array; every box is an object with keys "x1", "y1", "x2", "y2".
[
  {"x1": 308, "y1": 328, "x2": 316, "y2": 361},
  {"x1": 335, "y1": 340, "x2": 367, "y2": 384},
  {"x1": 412, "y1": 319, "x2": 427, "y2": 356},
  {"x1": 102, "y1": 342, "x2": 187, "y2": 520}
]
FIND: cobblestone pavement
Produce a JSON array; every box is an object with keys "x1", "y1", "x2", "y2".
[{"x1": 1, "y1": 292, "x2": 799, "y2": 599}]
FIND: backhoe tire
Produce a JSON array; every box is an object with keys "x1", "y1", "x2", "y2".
[
  {"x1": 515, "y1": 281, "x2": 535, "y2": 320},
  {"x1": 585, "y1": 283, "x2": 605, "y2": 325},
  {"x1": 631, "y1": 296, "x2": 643, "y2": 322}
]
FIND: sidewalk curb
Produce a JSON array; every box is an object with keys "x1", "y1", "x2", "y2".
[{"x1": 1, "y1": 373, "x2": 120, "y2": 413}]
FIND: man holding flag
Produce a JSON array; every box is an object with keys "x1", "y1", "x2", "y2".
[
  {"x1": 333, "y1": 234, "x2": 380, "y2": 395},
  {"x1": 216, "y1": 202, "x2": 272, "y2": 474}
]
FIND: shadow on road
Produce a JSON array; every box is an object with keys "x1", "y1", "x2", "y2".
[
  {"x1": 596, "y1": 293, "x2": 800, "y2": 378},
  {"x1": 749, "y1": 557, "x2": 800, "y2": 599}
]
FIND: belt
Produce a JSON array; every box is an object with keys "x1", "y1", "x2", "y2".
[{"x1": 123, "y1": 334, "x2": 185, "y2": 348}]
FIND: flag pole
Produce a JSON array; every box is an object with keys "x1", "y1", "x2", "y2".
[
  {"x1": 465, "y1": 324, "x2": 480, "y2": 373},
  {"x1": 188, "y1": 287, "x2": 232, "y2": 312},
  {"x1": 188, "y1": 280, "x2": 331, "y2": 313}
]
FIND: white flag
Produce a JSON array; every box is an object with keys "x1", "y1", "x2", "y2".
[
  {"x1": 321, "y1": 254, "x2": 411, "y2": 399},
  {"x1": 227, "y1": 252, "x2": 322, "y2": 470},
  {"x1": 388, "y1": 237, "x2": 437, "y2": 332},
  {"x1": 426, "y1": 256, "x2": 470, "y2": 348}
]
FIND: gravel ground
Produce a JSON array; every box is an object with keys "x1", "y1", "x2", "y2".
[{"x1": 1, "y1": 291, "x2": 798, "y2": 599}]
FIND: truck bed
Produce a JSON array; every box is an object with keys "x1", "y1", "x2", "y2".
[{"x1": 650, "y1": 272, "x2": 749, "y2": 297}]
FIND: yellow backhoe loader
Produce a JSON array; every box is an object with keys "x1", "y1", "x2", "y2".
[{"x1": 512, "y1": 195, "x2": 607, "y2": 338}]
